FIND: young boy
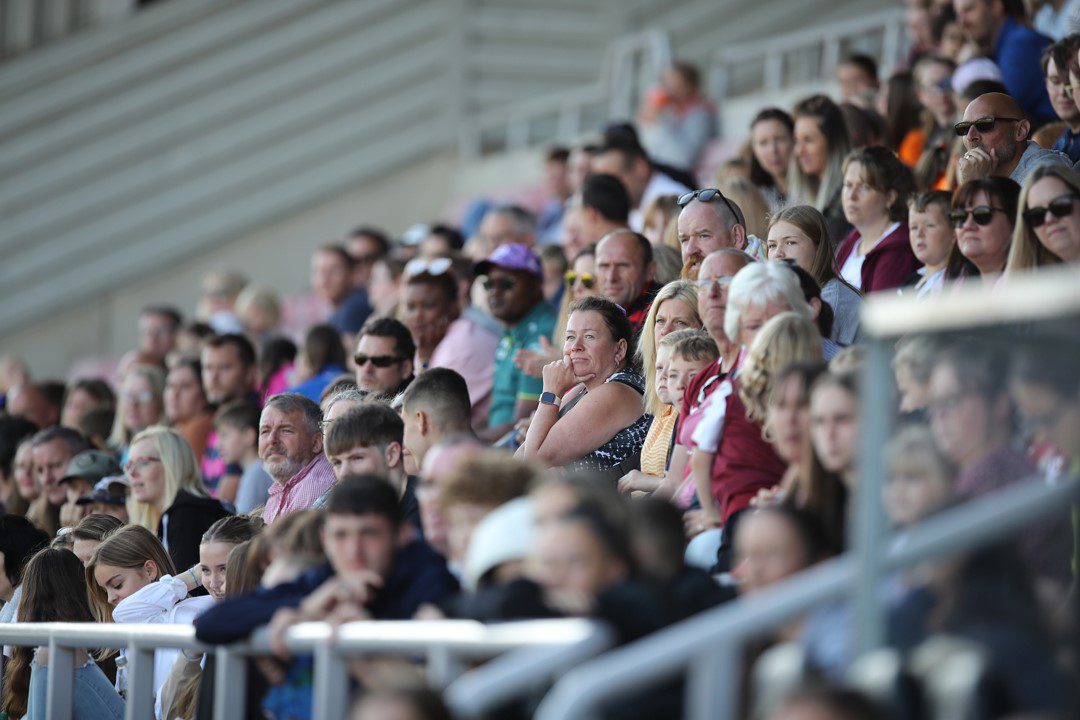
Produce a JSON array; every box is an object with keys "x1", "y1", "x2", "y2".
[
  {"x1": 661, "y1": 333, "x2": 720, "y2": 507},
  {"x1": 907, "y1": 190, "x2": 955, "y2": 298},
  {"x1": 215, "y1": 401, "x2": 273, "y2": 514}
]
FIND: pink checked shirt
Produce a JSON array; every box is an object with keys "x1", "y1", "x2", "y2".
[{"x1": 263, "y1": 454, "x2": 336, "y2": 524}]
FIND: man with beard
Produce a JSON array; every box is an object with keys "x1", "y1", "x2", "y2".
[
  {"x1": 259, "y1": 393, "x2": 336, "y2": 524},
  {"x1": 676, "y1": 189, "x2": 749, "y2": 280}
]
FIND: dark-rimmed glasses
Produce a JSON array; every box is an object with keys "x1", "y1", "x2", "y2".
[{"x1": 353, "y1": 354, "x2": 404, "y2": 368}]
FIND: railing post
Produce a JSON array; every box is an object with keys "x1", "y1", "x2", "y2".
[
  {"x1": 686, "y1": 643, "x2": 741, "y2": 720},
  {"x1": 214, "y1": 647, "x2": 248, "y2": 720},
  {"x1": 125, "y1": 643, "x2": 157, "y2": 720},
  {"x1": 853, "y1": 336, "x2": 894, "y2": 654},
  {"x1": 45, "y1": 639, "x2": 75, "y2": 720},
  {"x1": 427, "y1": 645, "x2": 466, "y2": 688},
  {"x1": 311, "y1": 643, "x2": 349, "y2": 720}
]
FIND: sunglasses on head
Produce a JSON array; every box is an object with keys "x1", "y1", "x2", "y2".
[
  {"x1": 482, "y1": 276, "x2": 517, "y2": 292},
  {"x1": 564, "y1": 271, "x2": 595, "y2": 288},
  {"x1": 677, "y1": 188, "x2": 740, "y2": 224},
  {"x1": 949, "y1": 205, "x2": 1005, "y2": 227},
  {"x1": 1022, "y1": 194, "x2": 1078, "y2": 228},
  {"x1": 953, "y1": 116, "x2": 1022, "y2": 137},
  {"x1": 404, "y1": 257, "x2": 452, "y2": 279},
  {"x1": 353, "y1": 354, "x2": 403, "y2": 368}
]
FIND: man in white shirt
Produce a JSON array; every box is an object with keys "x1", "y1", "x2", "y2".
[{"x1": 592, "y1": 135, "x2": 691, "y2": 232}]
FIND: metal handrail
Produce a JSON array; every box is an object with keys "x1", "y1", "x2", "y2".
[
  {"x1": 0, "y1": 618, "x2": 608, "y2": 720},
  {"x1": 533, "y1": 475, "x2": 1080, "y2": 720}
]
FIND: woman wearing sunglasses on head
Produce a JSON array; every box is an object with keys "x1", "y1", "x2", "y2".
[
  {"x1": 1005, "y1": 165, "x2": 1080, "y2": 275},
  {"x1": 948, "y1": 176, "x2": 1022, "y2": 284}
]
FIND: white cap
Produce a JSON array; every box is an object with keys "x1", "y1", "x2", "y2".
[
  {"x1": 952, "y1": 58, "x2": 1005, "y2": 95},
  {"x1": 461, "y1": 497, "x2": 534, "y2": 592}
]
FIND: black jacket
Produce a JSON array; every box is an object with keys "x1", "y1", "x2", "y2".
[{"x1": 157, "y1": 488, "x2": 230, "y2": 573}]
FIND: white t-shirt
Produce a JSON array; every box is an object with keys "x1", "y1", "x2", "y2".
[
  {"x1": 839, "y1": 222, "x2": 901, "y2": 290},
  {"x1": 630, "y1": 171, "x2": 692, "y2": 231}
]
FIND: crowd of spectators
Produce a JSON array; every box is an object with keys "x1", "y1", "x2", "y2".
[{"x1": 0, "y1": 1, "x2": 1078, "y2": 718}]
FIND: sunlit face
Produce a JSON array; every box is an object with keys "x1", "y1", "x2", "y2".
[
  {"x1": 752, "y1": 118, "x2": 794, "y2": 180},
  {"x1": 1025, "y1": 175, "x2": 1080, "y2": 263},
  {"x1": 908, "y1": 205, "x2": 955, "y2": 269},
  {"x1": 201, "y1": 344, "x2": 252, "y2": 405},
  {"x1": 733, "y1": 512, "x2": 810, "y2": 594},
  {"x1": 14, "y1": 442, "x2": 38, "y2": 501},
  {"x1": 809, "y1": 384, "x2": 859, "y2": 485},
  {"x1": 653, "y1": 298, "x2": 699, "y2": 344},
  {"x1": 1045, "y1": 57, "x2": 1080, "y2": 125},
  {"x1": 258, "y1": 406, "x2": 321, "y2": 483},
  {"x1": 666, "y1": 354, "x2": 712, "y2": 407},
  {"x1": 321, "y1": 513, "x2": 396, "y2": 579},
  {"x1": 354, "y1": 334, "x2": 412, "y2": 394},
  {"x1": 403, "y1": 283, "x2": 455, "y2": 344},
  {"x1": 164, "y1": 365, "x2": 206, "y2": 425},
  {"x1": 311, "y1": 250, "x2": 353, "y2": 306},
  {"x1": 697, "y1": 252, "x2": 742, "y2": 339},
  {"x1": 564, "y1": 310, "x2": 626, "y2": 381},
  {"x1": 33, "y1": 438, "x2": 76, "y2": 506},
  {"x1": 885, "y1": 459, "x2": 951, "y2": 527},
  {"x1": 533, "y1": 521, "x2": 626, "y2": 601},
  {"x1": 328, "y1": 442, "x2": 394, "y2": 481},
  {"x1": 126, "y1": 437, "x2": 166, "y2": 509},
  {"x1": 73, "y1": 537, "x2": 102, "y2": 566},
  {"x1": 737, "y1": 300, "x2": 790, "y2": 348},
  {"x1": 199, "y1": 540, "x2": 234, "y2": 601},
  {"x1": 841, "y1": 162, "x2": 892, "y2": 228},
  {"x1": 568, "y1": 254, "x2": 598, "y2": 301},
  {"x1": 677, "y1": 202, "x2": 738, "y2": 277},
  {"x1": 94, "y1": 561, "x2": 160, "y2": 608},
  {"x1": 960, "y1": 96, "x2": 1022, "y2": 165},
  {"x1": 793, "y1": 117, "x2": 827, "y2": 178},
  {"x1": 766, "y1": 375, "x2": 810, "y2": 465},
  {"x1": 595, "y1": 233, "x2": 651, "y2": 308},
  {"x1": 215, "y1": 423, "x2": 252, "y2": 466},
  {"x1": 766, "y1": 221, "x2": 818, "y2": 270},
  {"x1": 654, "y1": 344, "x2": 674, "y2": 406},
  {"x1": 955, "y1": 190, "x2": 1013, "y2": 275}
]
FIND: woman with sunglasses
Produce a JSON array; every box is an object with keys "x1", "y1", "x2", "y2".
[
  {"x1": 1006, "y1": 165, "x2": 1080, "y2": 274},
  {"x1": 788, "y1": 95, "x2": 855, "y2": 248},
  {"x1": 949, "y1": 176, "x2": 1022, "y2": 283}
]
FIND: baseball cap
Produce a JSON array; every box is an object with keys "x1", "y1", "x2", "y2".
[
  {"x1": 473, "y1": 243, "x2": 543, "y2": 280},
  {"x1": 76, "y1": 475, "x2": 130, "y2": 507},
  {"x1": 59, "y1": 450, "x2": 122, "y2": 486},
  {"x1": 952, "y1": 58, "x2": 1005, "y2": 95},
  {"x1": 461, "y1": 497, "x2": 534, "y2": 592}
]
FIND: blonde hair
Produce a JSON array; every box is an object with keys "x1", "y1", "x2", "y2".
[
  {"x1": 126, "y1": 426, "x2": 210, "y2": 532},
  {"x1": 109, "y1": 363, "x2": 166, "y2": 450},
  {"x1": 233, "y1": 284, "x2": 282, "y2": 328},
  {"x1": 1006, "y1": 164, "x2": 1080, "y2": 275},
  {"x1": 86, "y1": 524, "x2": 176, "y2": 624},
  {"x1": 637, "y1": 281, "x2": 702, "y2": 415},
  {"x1": 717, "y1": 175, "x2": 771, "y2": 239},
  {"x1": 739, "y1": 312, "x2": 824, "y2": 422}
]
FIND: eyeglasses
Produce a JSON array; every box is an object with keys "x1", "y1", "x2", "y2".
[
  {"x1": 124, "y1": 456, "x2": 161, "y2": 474},
  {"x1": 948, "y1": 205, "x2": 1006, "y2": 227},
  {"x1": 953, "y1": 116, "x2": 1022, "y2": 137},
  {"x1": 404, "y1": 257, "x2": 452, "y2": 279},
  {"x1": 926, "y1": 391, "x2": 976, "y2": 419},
  {"x1": 564, "y1": 271, "x2": 595, "y2": 289},
  {"x1": 677, "y1": 188, "x2": 741, "y2": 225},
  {"x1": 693, "y1": 275, "x2": 734, "y2": 293},
  {"x1": 1022, "y1": 194, "x2": 1078, "y2": 228},
  {"x1": 482, "y1": 276, "x2": 517, "y2": 292},
  {"x1": 122, "y1": 390, "x2": 156, "y2": 404},
  {"x1": 353, "y1": 354, "x2": 404, "y2": 368}
]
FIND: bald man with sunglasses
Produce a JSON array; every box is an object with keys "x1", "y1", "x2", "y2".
[{"x1": 956, "y1": 92, "x2": 1070, "y2": 186}]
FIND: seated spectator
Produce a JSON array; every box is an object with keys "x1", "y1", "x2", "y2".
[
  {"x1": 836, "y1": 53, "x2": 880, "y2": 107},
  {"x1": 138, "y1": 305, "x2": 182, "y2": 367},
  {"x1": 320, "y1": 387, "x2": 365, "y2": 428},
  {"x1": 884, "y1": 424, "x2": 956, "y2": 529},
  {"x1": 950, "y1": 176, "x2": 1022, "y2": 282},
  {"x1": 1009, "y1": 348, "x2": 1080, "y2": 477},
  {"x1": 676, "y1": 188, "x2": 750, "y2": 280},
  {"x1": 756, "y1": 362, "x2": 828, "y2": 504},
  {"x1": 519, "y1": 297, "x2": 652, "y2": 481},
  {"x1": 164, "y1": 358, "x2": 214, "y2": 464},
  {"x1": 402, "y1": 258, "x2": 498, "y2": 424},
  {"x1": 111, "y1": 363, "x2": 166, "y2": 459},
  {"x1": 201, "y1": 333, "x2": 259, "y2": 496},
  {"x1": 592, "y1": 132, "x2": 691, "y2": 232},
  {"x1": 881, "y1": 71, "x2": 924, "y2": 161},
  {"x1": 3, "y1": 548, "x2": 125, "y2": 720},
  {"x1": 74, "y1": 475, "x2": 130, "y2": 523},
  {"x1": 28, "y1": 426, "x2": 90, "y2": 536},
  {"x1": 259, "y1": 394, "x2": 335, "y2": 525},
  {"x1": 539, "y1": 245, "x2": 568, "y2": 304},
  {"x1": 749, "y1": 108, "x2": 795, "y2": 210},
  {"x1": 637, "y1": 61, "x2": 714, "y2": 171},
  {"x1": 353, "y1": 317, "x2": 416, "y2": 397},
  {"x1": 70, "y1": 513, "x2": 124, "y2": 565},
  {"x1": 954, "y1": 0, "x2": 1055, "y2": 126},
  {"x1": 1007, "y1": 164, "x2": 1080, "y2": 272},
  {"x1": 61, "y1": 378, "x2": 116, "y2": 431},
  {"x1": 724, "y1": 262, "x2": 821, "y2": 356},
  {"x1": 400, "y1": 368, "x2": 474, "y2": 478},
  {"x1": 344, "y1": 226, "x2": 391, "y2": 290},
  {"x1": 215, "y1": 401, "x2": 273, "y2": 515},
  {"x1": 0, "y1": 415, "x2": 38, "y2": 516},
  {"x1": 835, "y1": 147, "x2": 919, "y2": 293},
  {"x1": 418, "y1": 224, "x2": 465, "y2": 260},
  {"x1": 1041, "y1": 34, "x2": 1080, "y2": 162},
  {"x1": 892, "y1": 335, "x2": 941, "y2": 416},
  {"x1": 233, "y1": 284, "x2": 282, "y2": 345},
  {"x1": 955, "y1": 92, "x2": 1070, "y2": 186},
  {"x1": 596, "y1": 230, "x2": 660, "y2": 335},
  {"x1": 198, "y1": 269, "x2": 247, "y2": 334},
  {"x1": 259, "y1": 336, "x2": 298, "y2": 403},
  {"x1": 0, "y1": 515, "x2": 49, "y2": 631},
  {"x1": 663, "y1": 332, "x2": 721, "y2": 506},
  {"x1": 912, "y1": 55, "x2": 959, "y2": 189},
  {"x1": 766, "y1": 206, "x2": 862, "y2": 344},
  {"x1": 318, "y1": 376, "x2": 359, "y2": 413},
  {"x1": 474, "y1": 244, "x2": 557, "y2": 442},
  {"x1": 5, "y1": 382, "x2": 61, "y2": 430},
  {"x1": 574, "y1": 173, "x2": 631, "y2": 246},
  {"x1": 57, "y1": 449, "x2": 120, "y2": 528},
  {"x1": 789, "y1": 95, "x2": 855, "y2": 247},
  {"x1": 733, "y1": 505, "x2": 831, "y2": 598},
  {"x1": 126, "y1": 426, "x2": 230, "y2": 571},
  {"x1": 288, "y1": 324, "x2": 348, "y2": 402},
  {"x1": 477, "y1": 204, "x2": 536, "y2": 249},
  {"x1": 438, "y1": 450, "x2": 535, "y2": 567},
  {"x1": 537, "y1": 146, "x2": 572, "y2": 245},
  {"x1": 323, "y1": 402, "x2": 419, "y2": 529},
  {"x1": 9, "y1": 436, "x2": 38, "y2": 517},
  {"x1": 905, "y1": 190, "x2": 958, "y2": 298},
  {"x1": 367, "y1": 256, "x2": 407, "y2": 318},
  {"x1": 641, "y1": 193, "x2": 681, "y2": 248},
  {"x1": 311, "y1": 245, "x2": 372, "y2": 336}
]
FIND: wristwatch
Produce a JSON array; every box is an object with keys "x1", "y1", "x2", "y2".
[{"x1": 539, "y1": 391, "x2": 561, "y2": 407}]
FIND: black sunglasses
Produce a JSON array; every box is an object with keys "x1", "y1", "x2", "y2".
[
  {"x1": 677, "y1": 188, "x2": 741, "y2": 224},
  {"x1": 949, "y1": 205, "x2": 1006, "y2": 227},
  {"x1": 482, "y1": 277, "x2": 517, "y2": 292},
  {"x1": 353, "y1": 354, "x2": 403, "y2": 368},
  {"x1": 1022, "y1": 194, "x2": 1078, "y2": 228},
  {"x1": 953, "y1": 116, "x2": 1022, "y2": 137}
]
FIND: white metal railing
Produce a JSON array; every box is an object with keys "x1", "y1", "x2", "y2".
[
  {"x1": 709, "y1": 8, "x2": 906, "y2": 101},
  {"x1": 0, "y1": 618, "x2": 611, "y2": 720},
  {"x1": 0, "y1": 0, "x2": 137, "y2": 60}
]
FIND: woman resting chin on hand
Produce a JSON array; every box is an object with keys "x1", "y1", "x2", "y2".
[{"x1": 518, "y1": 297, "x2": 652, "y2": 482}]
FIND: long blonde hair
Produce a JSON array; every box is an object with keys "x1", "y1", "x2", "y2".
[
  {"x1": 637, "y1": 281, "x2": 702, "y2": 416},
  {"x1": 85, "y1": 524, "x2": 176, "y2": 624},
  {"x1": 1006, "y1": 164, "x2": 1080, "y2": 275},
  {"x1": 127, "y1": 426, "x2": 210, "y2": 532},
  {"x1": 109, "y1": 363, "x2": 166, "y2": 450},
  {"x1": 739, "y1": 312, "x2": 824, "y2": 422}
]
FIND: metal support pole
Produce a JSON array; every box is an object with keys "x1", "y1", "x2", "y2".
[
  {"x1": 311, "y1": 644, "x2": 350, "y2": 720},
  {"x1": 214, "y1": 647, "x2": 248, "y2": 720},
  {"x1": 427, "y1": 645, "x2": 466, "y2": 689},
  {"x1": 45, "y1": 639, "x2": 75, "y2": 720},
  {"x1": 125, "y1": 644, "x2": 156, "y2": 720},
  {"x1": 686, "y1": 643, "x2": 741, "y2": 720},
  {"x1": 853, "y1": 337, "x2": 894, "y2": 654}
]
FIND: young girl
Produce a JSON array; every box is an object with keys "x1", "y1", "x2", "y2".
[
  {"x1": 1, "y1": 548, "x2": 125, "y2": 720},
  {"x1": 71, "y1": 513, "x2": 125, "y2": 566}
]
